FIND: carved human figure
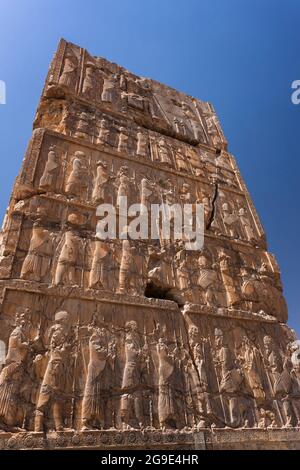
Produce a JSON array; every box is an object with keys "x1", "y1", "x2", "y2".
[
  {"x1": 197, "y1": 252, "x2": 218, "y2": 306},
  {"x1": 159, "y1": 179, "x2": 176, "y2": 241},
  {"x1": 34, "y1": 311, "x2": 74, "y2": 432},
  {"x1": 290, "y1": 340, "x2": 300, "y2": 383},
  {"x1": 120, "y1": 321, "x2": 146, "y2": 430},
  {"x1": 221, "y1": 202, "x2": 241, "y2": 238},
  {"x1": 81, "y1": 325, "x2": 115, "y2": 430},
  {"x1": 156, "y1": 336, "x2": 178, "y2": 430},
  {"x1": 218, "y1": 250, "x2": 240, "y2": 308},
  {"x1": 89, "y1": 241, "x2": 112, "y2": 290},
  {"x1": 140, "y1": 177, "x2": 155, "y2": 213},
  {"x1": 174, "y1": 249, "x2": 190, "y2": 290},
  {"x1": 238, "y1": 207, "x2": 255, "y2": 242},
  {"x1": 214, "y1": 328, "x2": 245, "y2": 427},
  {"x1": 65, "y1": 152, "x2": 88, "y2": 198},
  {"x1": 101, "y1": 74, "x2": 116, "y2": 103},
  {"x1": 115, "y1": 166, "x2": 134, "y2": 208},
  {"x1": 39, "y1": 146, "x2": 59, "y2": 190},
  {"x1": 240, "y1": 336, "x2": 265, "y2": 401},
  {"x1": 20, "y1": 224, "x2": 53, "y2": 282},
  {"x1": 97, "y1": 118, "x2": 110, "y2": 145},
  {"x1": 187, "y1": 325, "x2": 213, "y2": 428},
  {"x1": 117, "y1": 127, "x2": 128, "y2": 153},
  {"x1": 257, "y1": 263, "x2": 287, "y2": 321},
  {"x1": 181, "y1": 102, "x2": 207, "y2": 143},
  {"x1": 82, "y1": 63, "x2": 97, "y2": 98},
  {"x1": 175, "y1": 147, "x2": 189, "y2": 172},
  {"x1": 0, "y1": 310, "x2": 30, "y2": 431},
  {"x1": 74, "y1": 112, "x2": 93, "y2": 141},
  {"x1": 59, "y1": 53, "x2": 77, "y2": 89},
  {"x1": 179, "y1": 184, "x2": 197, "y2": 236},
  {"x1": 136, "y1": 128, "x2": 148, "y2": 157},
  {"x1": 118, "y1": 239, "x2": 144, "y2": 295},
  {"x1": 238, "y1": 336, "x2": 267, "y2": 427},
  {"x1": 157, "y1": 138, "x2": 173, "y2": 166},
  {"x1": 92, "y1": 160, "x2": 110, "y2": 204},
  {"x1": 173, "y1": 117, "x2": 186, "y2": 136},
  {"x1": 263, "y1": 335, "x2": 300, "y2": 427},
  {"x1": 206, "y1": 115, "x2": 223, "y2": 147},
  {"x1": 201, "y1": 196, "x2": 213, "y2": 228},
  {"x1": 186, "y1": 148, "x2": 205, "y2": 177},
  {"x1": 54, "y1": 231, "x2": 79, "y2": 286}
]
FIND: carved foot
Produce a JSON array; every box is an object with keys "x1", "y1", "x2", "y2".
[
  {"x1": 197, "y1": 420, "x2": 207, "y2": 429},
  {"x1": 81, "y1": 426, "x2": 92, "y2": 432}
]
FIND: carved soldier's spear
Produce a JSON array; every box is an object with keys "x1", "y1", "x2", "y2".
[
  {"x1": 71, "y1": 308, "x2": 80, "y2": 429},
  {"x1": 143, "y1": 323, "x2": 153, "y2": 428},
  {"x1": 262, "y1": 351, "x2": 284, "y2": 426},
  {"x1": 175, "y1": 327, "x2": 188, "y2": 428}
]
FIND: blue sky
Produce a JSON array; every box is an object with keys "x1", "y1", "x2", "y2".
[{"x1": 0, "y1": 0, "x2": 299, "y2": 333}]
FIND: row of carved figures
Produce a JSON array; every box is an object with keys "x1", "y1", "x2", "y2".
[
  {"x1": 0, "y1": 309, "x2": 299, "y2": 432},
  {"x1": 58, "y1": 108, "x2": 228, "y2": 177},
  {"x1": 19, "y1": 226, "x2": 284, "y2": 317},
  {"x1": 39, "y1": 144, "x2": 238, "y2": 201},
  {"x1": 38, "y1": 148, "x2": 253, "y2": 241},
  {"x1": 57, "y1": 48, "x2": 225, "y2": 148}
]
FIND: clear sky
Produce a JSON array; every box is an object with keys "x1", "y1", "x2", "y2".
[{"x1": 0, "y1": 0, "x2": 299, "y2": 334}]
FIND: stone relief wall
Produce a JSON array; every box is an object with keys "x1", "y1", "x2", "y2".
[{"x1": 0, "y1": 39, "x2": 298, "y2": 448}]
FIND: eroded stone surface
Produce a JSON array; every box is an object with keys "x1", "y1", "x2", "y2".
[{"x1": 0, "y1": 39, "x2": 299, "y2": 449}]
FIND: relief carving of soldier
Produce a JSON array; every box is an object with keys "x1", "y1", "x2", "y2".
[
  {"x1": 218, "y1": 250, "x2": 240, "y2": 308},
  {"x1": 185, "y1": 325, "x2": 213, "y2": 428},
  {"x1": 115, "y1": 165, "x2": 134, "y2": 208},
  {"x1": 97, "y1": 117, "x2": 110, "y2": 146},
  {"x1": 156, "y1": 336, "x2": 180, "y2": 430},
  {"x1": 263, "y1": 335, "x2": 300, "y2": 427},
  {"x1": 59, "y1": 52, "x2": 78, "y2": 89},
  {"x1": 39, "y1": 146, "x2": 59, "y2": 190},
  {"x1": 65, "y1": 151, "x2": 89, "y2": 199},
  {"x1": 238, "y1": 335, "x2": 269, "y2": 427},
  {"x1": 156, "y1": 138, "x2": 173, "y2": 167},
  {"x1": 240, "y1": 262, "x2": 287, "y2": 321},
  {"x1": 139, "y1": 176, "x2": 156, "y2": 214},
  {"x1": 92, "y1": 160, "x2": 111, "y2": 204},
  {"x1": 120, "y1": 321, "x2": 148, "y2": 430},
  {"x1": 82, "y1": 63, "x2": 97, "y2": 98},
  {"x1": 136, "y1": 128, "x2": 148, "y2": 158},
  {"x1": 181, "y1": 101, "x2": 207, "y2": 143},
  {"x1": 54, "y1": 231, "x2": 80, "y2": 286},
  {"x1": 214, "y1": 328, "x2": 247, "y2": 428},
  {"x1": 221, "y1": 202, "x2": 241, "y2": 239},
  {"x1": 117, "y1": 127, "x2": 128, "y2": 153},
  {"x1": 238, "y1": 207, "x2": 256, "y2": 242},
  {"x1": 34, "y1": 311, "x2": 74, "y2": 432},
  {"x1": 196, "y1": 252, "x2": 218, "y2": 307},
  {"x1": 20, "y1": 224, "x2": 53, "y2": 282},
  {"x1": 74, "y1": 112, "x2": 93, "y2": 141},
  {"x1": 81, "y1": 323, "x2": 116, "y2": 430},
  {"x1": 175, "y1": 146, "x2": 189, "y2": 172},
  {"x1": 101, "y1": 74, "x2": 117, "y2": 103},
  {"x1": 118, "y1": 239, "x2": 145, "y2": 295},
  {"x1": 174, "y1": 249, "x2": 190, "y2": 291},
  {"x1": 89, "y1": 240, "x2": 114, "y2": 290},
  {"x1": 0, "y1": 310, "x2": 31, "y2": 431},
  {"x1": 290, "y1": 340, "x2": 300, "y2": 384}
]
